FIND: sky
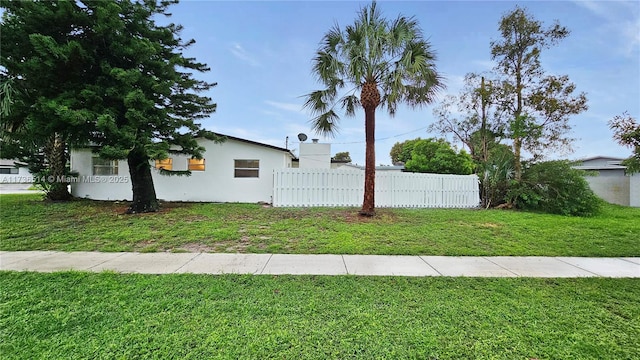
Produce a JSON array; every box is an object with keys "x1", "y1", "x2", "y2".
[{"x1": 161, "y1": 0, "x2": 639, "y2": 165}]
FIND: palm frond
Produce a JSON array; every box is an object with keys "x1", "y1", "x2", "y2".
[
  {"x1": 323, "y1": 23, "x2": 344, "y2": 53},
  {"x1": 312, "y1": 50, "x2": 346, "y2": 88},
  {"x1": 309, "y1": 110, "x2": 340, "y2": 138},
  {"x1": 304, "y1": 1, "x2": 444, "y2": 127},
  {"x1": 302, "y1": 88, "x2": 337, "y2": 114},
  {"x1": 339, "y1": 94, "x2": 360, "y2": 117}
]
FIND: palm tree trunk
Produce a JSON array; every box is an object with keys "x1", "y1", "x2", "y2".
[
  {"x1": 44, "y1": 133, "x2": 72, "y2": 201},
  {"x1": 360, "y1": 106, "x2": 376, "y2": 216},
  {"x1": 126, "y1": 146, "x2": 159, "y2": 214}
]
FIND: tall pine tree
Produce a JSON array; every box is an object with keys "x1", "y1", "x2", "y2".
[
  {"x1": 82, "y1": 0, "x2": 218, "y2": 213},
  {"x1": 1, "y1": 0, "x2": 218, "y2": 212},
  {"x1": 1, "y1": 1, "x2": 93, "y2": 200}
]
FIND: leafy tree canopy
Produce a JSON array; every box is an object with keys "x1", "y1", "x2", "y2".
[
  {"x1": 491, "y1": 6, "x2": 587, "y2": 179},
  {"x1": 430, "y1": 73, "x2": 505, "y2": 162},
  {"x1": 390, "y1": 138, "x2": 422, "y2": 165},
  {"x1": 609, "y1": 112, "x2": 640, "y2": 174},
  {"x1": 400, "y1": 138, "x2": 475, "y2": 175},
  {"x1": 332, "y1": 151, "x2": 352, "y2": 163}
]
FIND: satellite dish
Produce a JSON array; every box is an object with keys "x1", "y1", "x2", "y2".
[{"x1": 297, "y1": 133, "x2": 308, "y2": 142}]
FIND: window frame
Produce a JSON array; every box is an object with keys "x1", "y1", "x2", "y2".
[
  {"x1": 188, "y1": 158, "x2": 205, "y2": 171},
  {"x1": 155, "y1": 158, "x2": 173, "y2": 171},
  {"x1": 92, "y1": 157, "x2": 118, "y2": 176},
  {"x1": 234, "y1": 159, "x2": 259, "y2": 178}
]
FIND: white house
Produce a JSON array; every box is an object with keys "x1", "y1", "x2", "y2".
[
  {"x1": 572, "y1": 156, "x2": 640, "y2": 207},
  {"x1": 0, "y1": 159, "x2": 33, "y2": 190},
  {"x1": 70, "y1": 134, "x2": 296, "y2": 203},
  {"x1": 0, "y1": 159, "x2": 30, "y2": 178},
  {"x1": 70, "y1": 135, "x2": 480, "y2": 208}
]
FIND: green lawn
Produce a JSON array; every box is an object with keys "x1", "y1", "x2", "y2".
[
  {"x1": 1, "y1": 272, "x2": 638, "y2": 359},
  {"x1": 1, "y1": 193, "x2": 639, "y2": 256}
]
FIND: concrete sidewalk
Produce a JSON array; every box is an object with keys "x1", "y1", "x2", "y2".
[{"x1": 1, "y1": 251, "x2": 638, "y2": 277}]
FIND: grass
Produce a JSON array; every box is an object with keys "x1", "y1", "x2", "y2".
[
  {"x1": 1, "y1": 193, "x2": 639, "y2": 256},
  {"x1": 1, "y1": 272, "x2": 638, "y2": 359}
]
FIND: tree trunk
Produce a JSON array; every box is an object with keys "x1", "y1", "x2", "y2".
[
  {"x1": 514, "y1": 66, "x2": 523, "y2": 181},
  {"x1": 44, "y1": 133, "x2": 72, "y2": 201},
  {"x1": 359, "y1": 106, "x2": 376, "y2": 217},
  {"x1": 480, "y1": 77, "x2": 490, "y2": 208},
  {"x1": 513, "y1": 137, "x2": 522, "y2": 181},
  {"x1": 359, "y1": 81, "x2": 380, "y2": 217},
  {"x1": 126, "y1": 146, "x2": 159, "y2": 214}
]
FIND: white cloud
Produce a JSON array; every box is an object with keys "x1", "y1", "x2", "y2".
[
  {"x1": 264, "y1": 100, "x2": 304, "y2": 113},
  {"x1": 573, "y1": 0, "x2": 607, "y2": 16},
  {"x1": 621, "y1": 20, "x2": 640, "y2": 55},
  {"x1": 229, "y1": 43, "x2": 261, "y2": 67},
  {"x1": 573, "y1": 0, "x2": 640, "y2": 56}
]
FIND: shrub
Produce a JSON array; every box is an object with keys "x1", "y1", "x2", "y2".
[
  {"x1": 509, "y1": 160, "x2": 601, "y2": 216},
  {"x1": 479, "y1": 145, "x2": 515, "y2": 208}
]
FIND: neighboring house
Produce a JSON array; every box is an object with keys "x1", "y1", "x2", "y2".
[
  {"x1": 572, "y1": 156, "x2": 639, "y2": 207},
  {"x1": 0, "y1": 159, "x2": 36, "y2": 192},
  {"x1": 70, "y1": 134, "x2": 295, "y2": 203},
  {"x1": 0, "y1": 159, "x2": 32, "y2": 183}
]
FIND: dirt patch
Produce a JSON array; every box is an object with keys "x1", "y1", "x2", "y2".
[
  {"x1": 107, "y1": 200, "x2": 193, "y2": 215},
  {"x1": 340, "y1": 209, "x2": 399, "y2": 223},
  {"x1": 134, "y1": 240, "x2": 160, "y2": 252},
  {"x1": 210, "y1": 236, "x2": 253, "y2": 253},
  {"x1": 177, "y1": 243, "x2": 217, "y2": 253}
]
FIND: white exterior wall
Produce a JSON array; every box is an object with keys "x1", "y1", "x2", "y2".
[
  {"x1": 630, "y1": 173, "x2": 640, "y2": 207},
  {"x1": 298, "y1": 142, "x2": 331, "y2": 169},
  {"x1": 70, "y1": 138, "x2": 293, "y2": 203},
  {"x1": 584, "y1": 174, "x2": 630, "y2": 206},
  {"x1": 0, "y1": 163, "x2": 32, "y2": 184}
]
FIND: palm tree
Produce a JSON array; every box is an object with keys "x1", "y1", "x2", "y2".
[{"x1": 304, "y1": 1, "x2": 443, "y2": 216}]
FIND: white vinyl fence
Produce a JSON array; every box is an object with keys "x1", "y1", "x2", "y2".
[{"x1": 273, "y1": 168, "x2": 480, "y2": 208}]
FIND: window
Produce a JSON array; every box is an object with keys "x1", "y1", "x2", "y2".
[
  {"x1": 155, "y1": 158, "x2": 173, "y2": 170},
  {"x1": 92, "y1": 157, "x2": 118, "y2": 175},
  {"x1": 0, "y1": 167, "x2": 19, "y2": 174},
  {"x1": 188, "y1": 158, "x2": 205, "y2": 171},
  {"x1": 234, "y1": 159, "x2": 259, "y2": 178}
]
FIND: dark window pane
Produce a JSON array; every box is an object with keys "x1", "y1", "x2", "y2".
[
  {"x1": 234, "y1": 159, "x2": 259, "y2": 169},
  {"x1": 234, "y1": 169, "x2": 259, "y2": 178},
  {"x1": 0, "y1": 167, "x2": 18, "y2": 174}
]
